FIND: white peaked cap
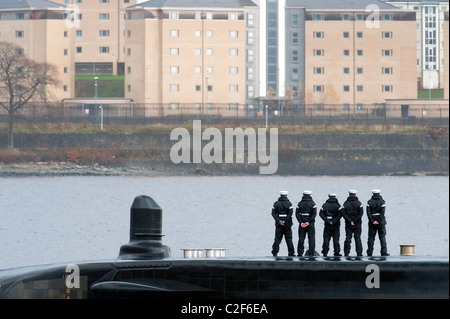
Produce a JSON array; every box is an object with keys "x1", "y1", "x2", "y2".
[
  {"x1": 328, "y1": 193, "x2": 337, "y2": 197},
  {"x1": 372, "y1": 189, "x2": 381, "y2": 194},
  {"x1": 280, "y1": 191, "x2": 289, "y2": 195},
  {"x1": 303, "y1": 191, "x2": 312, "y2": 195},
  {"x1": 348, "y1": 189, "x2": 358, "y2": 194}
]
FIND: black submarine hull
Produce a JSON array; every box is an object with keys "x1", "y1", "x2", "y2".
[
  {"x1": 0, "y1": 255, "x2": 448, "y2": 299},
  {"x1": 1, "y1": 195, "x2": 447, "y2": 300}
]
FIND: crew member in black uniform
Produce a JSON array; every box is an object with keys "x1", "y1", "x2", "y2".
[
  {"x1": 295, "y1": 191, "x2": 317, "y2": 256},
  {"x1": 366, "y1": 189, "x2": 389, "y2": 256},
  {"x1": 341, "y1": 190, "x2": 364, "y2": 256},
  {"x1": 319, "y1": 193, "x2": 342, "y2": 257},
  {"x1": 271, "y1": 191, "x2": 295, "y2": 257}
]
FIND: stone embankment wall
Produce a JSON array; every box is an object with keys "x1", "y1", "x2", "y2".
[{"x1": 1, "y1": 132, "x2": 448, "y2": 175}]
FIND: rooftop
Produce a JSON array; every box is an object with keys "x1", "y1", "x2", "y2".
[
  {"x1": 286, "y1": 0, "x2": 400, "y2": 10},
  {"x1": 130, "y1": 0, "x2": 258, "y2": 9},
  {"x1": 0, "y1": 0, "x2": 65, "y2": 10}
]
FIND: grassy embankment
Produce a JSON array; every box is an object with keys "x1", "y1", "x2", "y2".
[{"x1": 0, "y1": 122, "x2": 441, "y2": 167}]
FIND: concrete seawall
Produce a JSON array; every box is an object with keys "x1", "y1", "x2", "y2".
[{"x1": 1, "y1": 132, "x2": 448, "y2": 175}]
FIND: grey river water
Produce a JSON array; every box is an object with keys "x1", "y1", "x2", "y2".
[{"x1": 0, "y1": 175, "x2": 448, "y2": 270}]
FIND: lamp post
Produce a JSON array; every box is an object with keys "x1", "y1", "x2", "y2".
[
  {"x1": 99, "y1": 105, "x2": 103, "y2": 131},
  {"x1": 94, "y1": 76, "x2": 98, "y2": 98},
  {"x1": 265, "y1": 105, "x2": 268, "y2": 128}
]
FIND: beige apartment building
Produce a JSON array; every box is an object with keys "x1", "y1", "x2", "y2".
[
  {"x1": 124, "y1": 0, "x2": 258, "y2": 113},
  {"x1": 304, "y1": 10, "x2": 418, "y2": 108},
  {"x1": 0, "y1": 0, "x2": 74, "y2": 101},
  {"x1": 54, "y1": 0, "x2": 137, "y2": 76},
  {"x1": 386, "y1": 1, "x2": 449, "y2": 91}
]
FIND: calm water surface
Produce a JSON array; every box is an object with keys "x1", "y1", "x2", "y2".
[{"x1": 0, "y1": 175, "x2": 448, "y2": 270}]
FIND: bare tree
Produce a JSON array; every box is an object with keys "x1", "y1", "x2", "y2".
[{"x1": 0, "y1": 41, "x2": 60, "y2": 149}]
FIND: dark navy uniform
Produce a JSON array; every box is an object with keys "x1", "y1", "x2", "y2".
[
  {"x1": 341, "y1": 190, "x2": 364, "y2": 256},
  {"x1": 319, "y1": 194, "x2": 342, "y2": 256},
  {"x1": 295, "y1": 191, "x2": 317, "y2": 256},
  {"x1": 271, "y1": 191, "x2": 295, "y2": 256},
  {"x1": 366, "y1": 190, "x2": 389, "y2": 256}
]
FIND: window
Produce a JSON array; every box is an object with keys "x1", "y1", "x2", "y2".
[
  {"x1": 229, "y1": 85, "x2": 238, "y2": 93},
  {"x1": 206, "y1": 48, "x2": 213, "y2": 56},
  {"x1": 313, "y1": 85, "x2": 323, "y2": 92},
  {"x1": 382, "y1": 85, "x2": 393, "y2": 92},
  {"x1": 312, "y1": 14, "x2": 324, "y2": 21},
  {"x1": 313, "y1": 49, "x2": 324, "y2": 56},
  {"x1": 343, "y1": 85, "x2": 350, "y2": 92},
  {"x1": 357, "y1": 68, "x2": 363, "y2": 74},
  {"x1": 169, "y1": 12, "x2": 179, "y2": 19},
  {"x1": 357, "y1": 50, "x2": 363, "y2": 56},
  {"x1": 195, "y1": 85, "x2": 201, "y2": 92},
  {"x1": 170, "y1": 84, "x2": 179, "y2": 92},
  {"x1": 355, "y1": 13, "x2": 364, "y2": 21},
  {"x1": 229, "y1": 30, "x2": 238, "y2": 38},
  {"x1": 343, "y1": 67, "x2": 350, "y2": 74},
  {"x1": 357, "y1": 85, "x2": 363, "y2": 92},
  {"x1": 357, "y1": 32, "x2": 363, "y2": 38},
  {"x1": 195, "y1": 30, "x2": 201, "y2": 38},
  {"x1": 292, "y1": 14, "x2": 299, "y2": 26},
  {"x1": 170, "y1": 48, "x2": 179, "y2": 56},
  {"x1": 381, "y1": 13, "x2": 393, "y2": 21},
  {"x1": 99, "y1": 30, "x2": 109, "y2": 37},
  {"x1": 314, "y1": 31, "x2": 324, "y2": 39},
  {"x1": 343, "y1": 49, "x2": 350, "y2": 56},
  {"x1": 99, "y1": 13, "x2": 110, "y2": 20},
  {"x1": 229, "y1": 49, "x2": 238, "y2": 56},
  {"x1": 99, "y1": 47, "x2": 109, "y2": 53},
  {"x1": 313, "y1": 67, "x2": 324, "y2": 74},
  {"x1": 382, "y1": 67, "x2": 393, "y2": 74},
  {"x1": 382, "y1": 31, "x2": 393, "y2": 39},
  {"x1": 15, "y1": 31, "x2": 24, "y2": 38},
  {"x1": 342, "y1": 13, "x2": 351, "y2": 21},
  {"x1": 292, "y1": 50, "x2": 299, "y2": 62},
  {"x1": 76, "y1": 47, "x2": 82, "y2": 53},
  {"x1": 16, "y1": 12, "x2": 25, "y2": 20},
  {"x1": 248, "y1": 31, "x2": 254, "y2": 44},
  {"x1": 195, "y1": 48, "x2": 201, "y2": 56},
  {"x1": 343, "y1": 32, "x2": 350, "y2": 38},
  {"x1": 170, "y1": 66, "x2": 179, "y2": 74},
  {"x1": 229, "y1": 67, "x2": 238, "y2": 74},
  {"x1": 170, "y1": 30, "x2": 179, "y2": 37},
  {"x1": 292, "y1": 32, "x2": 299, "y2": 44},
  {"x1": 343, "y1": 104, "x2": 350, "y2": 110},
  {"x1": 206, "y1": 67, "x2": 213, "y2": 74},
  {"x1": 229, "y1": 12, "x2": 238, "y2": 20},
  {"x1": 194, "y1": 66, "x2": 201, "y2": 74},
  {"x1": 206, "y1": 30, "x2": 213, "y2": 38},
  {"x1": 382, "y1": 49, "x2": 393, "y2": 56}
]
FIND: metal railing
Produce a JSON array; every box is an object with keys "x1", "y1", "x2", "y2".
[{"x1": 1, "y1": 102, "x2": 448, "y2": 126}]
